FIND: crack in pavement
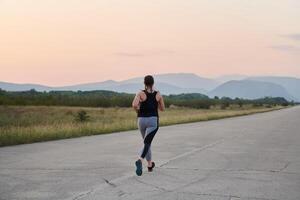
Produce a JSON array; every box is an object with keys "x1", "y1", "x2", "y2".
[
  {"x1": 277, "y1": 161, "x2": 290, "y2": 172},
  {"x1": 179, "y1": 191, "x2": 280, "y2": 200},
  {"x1": 180, "y1": 191, "x2": 240, "y2": 199},
  {"x1": 72, "y1": 189, "x2": 94, "y2": 200},
  {"x1": 103, "y1": 178, "x2": 117, "y2": 187},
  {"x1": 72, "y1": 178, "x2": 126, "y2": 200},
  {"x1": 103, "y1": 178, "x2": 127, "y2": 197},
  {"x1": 133, "y1": 177, "x2": 170, "y2": 192},
  {"x1": 0, "y1": 166, "x2": 122, "y2": 171}
]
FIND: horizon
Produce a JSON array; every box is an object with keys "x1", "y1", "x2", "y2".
[
  {"x1": 1, "y1": 72, "x2": 300, "y2": 87},
  {"x1": 1, "y1": 0, "x2": 300, "y2": 86}
]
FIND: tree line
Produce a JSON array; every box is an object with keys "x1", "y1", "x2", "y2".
[{"x1": 0, "y1": 89, "x2": 294, "y2": 109}]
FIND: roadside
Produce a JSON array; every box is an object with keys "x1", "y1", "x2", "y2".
[{"x1": 0, "y1": 105, "x2": 286, "y2": 147}]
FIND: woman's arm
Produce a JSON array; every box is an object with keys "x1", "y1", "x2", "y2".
[
  {"x1": 156, "y1": 91, "x2": 165, "y2": 111},
  {"x1": 132, "y1": 92, "x2": 142, "y2": 111}
]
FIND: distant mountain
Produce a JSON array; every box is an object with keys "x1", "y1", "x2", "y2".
[
  {"x1": 102, "y1": 82, "x2": 206, "y2": 95},
  {"x1": 56, "y1": 80, "x2": 206, "y2": 95},
  {"x1": 1, "y1": 73, "x2": 299, "y2": 100},
  {"x1": 215, "y1": 74, "x2": 249, "y2": 83},
  {"x1": 0, "y1": 81, "x2": 206, "y2": 95},
  {"x1": 123, "y1": 73, "x2": 218, "y2": 91},
  {"x1": 0, "y1": 73, "x2": 213, "y2": 95},
  {"x1": 208, "y1": 80, "x2": 295, "y2": 101},
  {"x1": 247, "y1": 76, "x2": 300, "y2": 101},
  {"x1": 0, "y1": 81, "x2": 52, "y2": 91},
  {"x1": 58, "y1": 80, "x2": 119, "y2": 91}
]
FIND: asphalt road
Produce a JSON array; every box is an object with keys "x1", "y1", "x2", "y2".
[{"x1": 1, "y1": 106, "x2": 300, "y2": 200}]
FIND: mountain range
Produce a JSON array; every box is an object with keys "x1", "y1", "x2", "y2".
[{"x1": 1, "y1": 73, "x2": 299, "y2": 101}]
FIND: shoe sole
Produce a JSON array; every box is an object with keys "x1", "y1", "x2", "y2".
[{"x1": 135, "y1": 160, "x2": 142, "y2": 176}]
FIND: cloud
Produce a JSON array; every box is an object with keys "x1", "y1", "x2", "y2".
[
  {"x1": 270, "y1": 45, "x2": 300, "y2": 53},
  {"x1": 282, "y1": 34, "x2": 300, "y2": 41},
  {"x1": 114, "y1": 52, "x2": 145, "y2": 57},
  {"x1": 114, "y1": 50, "x2": 175, "y2": 57}
]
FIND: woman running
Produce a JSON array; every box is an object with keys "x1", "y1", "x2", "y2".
[{"x1": 132, "y1": 75, "x2": 165, "y2": 176}]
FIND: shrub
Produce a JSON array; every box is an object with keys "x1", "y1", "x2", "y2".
[{"x1": 75, "y1": 110, "x2": 90, "y2": 122}]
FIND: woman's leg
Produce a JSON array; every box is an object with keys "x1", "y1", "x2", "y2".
[
  {"x1": 139, "y1": 117, "x2": 159, "y2": 161},
  {"x1": 140, "y1": 141, "x2": 152, "y2": 167},
  {"x1": 138, "y1": 117, "x2": 146, "y2": 160},
  {"x1": 145, "y1": 146, "x2": 151, "y2": 162}
]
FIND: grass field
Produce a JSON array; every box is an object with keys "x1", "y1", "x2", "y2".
[{"x1": 0, "y1": 105, "x2": 284, "y2": 147}]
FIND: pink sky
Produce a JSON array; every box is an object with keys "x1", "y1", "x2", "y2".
[{"x1": 1, "y1": 0, "x2": 300, "y2": 86}]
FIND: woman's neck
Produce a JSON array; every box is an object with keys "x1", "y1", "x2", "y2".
[{"x1": 146, "y1": 87, "x2": 153, "y2": 93}]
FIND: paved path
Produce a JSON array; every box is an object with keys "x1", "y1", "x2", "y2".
[{"x1": 1, "y1": 106, "x2": 300, "y2": 200}]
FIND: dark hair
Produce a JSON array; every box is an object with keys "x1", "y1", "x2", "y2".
[{"x1": 144, "y1": 75, "x2": 154, "y2": 90}]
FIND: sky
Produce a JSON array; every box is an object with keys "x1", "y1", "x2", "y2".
[{"x1": 1, "y1": 0, "x2": 300, "y2": 86}]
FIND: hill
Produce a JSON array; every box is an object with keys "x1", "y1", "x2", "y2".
[
  {"x1": 247, "y1": 76, "x2": 300, "y2": 101},
  {"x1": 208, "y1": 80, "x2": 295, "y2": 101}
]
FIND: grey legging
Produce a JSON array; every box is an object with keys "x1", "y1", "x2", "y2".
[{"x1": 138, "y1": 116, "x2": 159, "y2": 161}]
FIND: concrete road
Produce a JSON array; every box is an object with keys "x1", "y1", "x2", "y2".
[{"x1": 1, "y1": 106, "x2": 300, "y2": 200}]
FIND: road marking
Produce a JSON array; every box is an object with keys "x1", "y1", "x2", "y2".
[
  {"x1": 68, "y1": 138, "x2": 225, "y2": 200},
  {"x1": 159, "y1": 139, "x2": 225, "y2": 167}
]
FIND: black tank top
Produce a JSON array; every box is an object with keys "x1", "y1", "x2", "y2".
[{"x1": 138, "y1": 90, "x2": 159, "y2": 117}]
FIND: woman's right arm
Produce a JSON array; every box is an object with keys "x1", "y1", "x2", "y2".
[{"x1": 157, "y1": 91, "x2": 165, "y2": 111}]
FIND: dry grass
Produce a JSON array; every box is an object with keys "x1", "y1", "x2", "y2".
[{"x1": 0, "y1": 105, "x2": 283, "y2": 147}]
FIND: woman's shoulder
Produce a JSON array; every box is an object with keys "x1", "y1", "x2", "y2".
[
  {"x1": 154, "y1": 90, "x2": 162, "y2": 98},
  {"x1": 137, "y1": 89, "x2": 146, "y2": 94},
  {"x1": 138, "y1": 90, "x2": 147, "y2": 98}
]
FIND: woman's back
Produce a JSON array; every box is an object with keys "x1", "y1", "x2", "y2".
[{"x1": 138, "y1": 90, "x2": 158, "y2": 117}]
